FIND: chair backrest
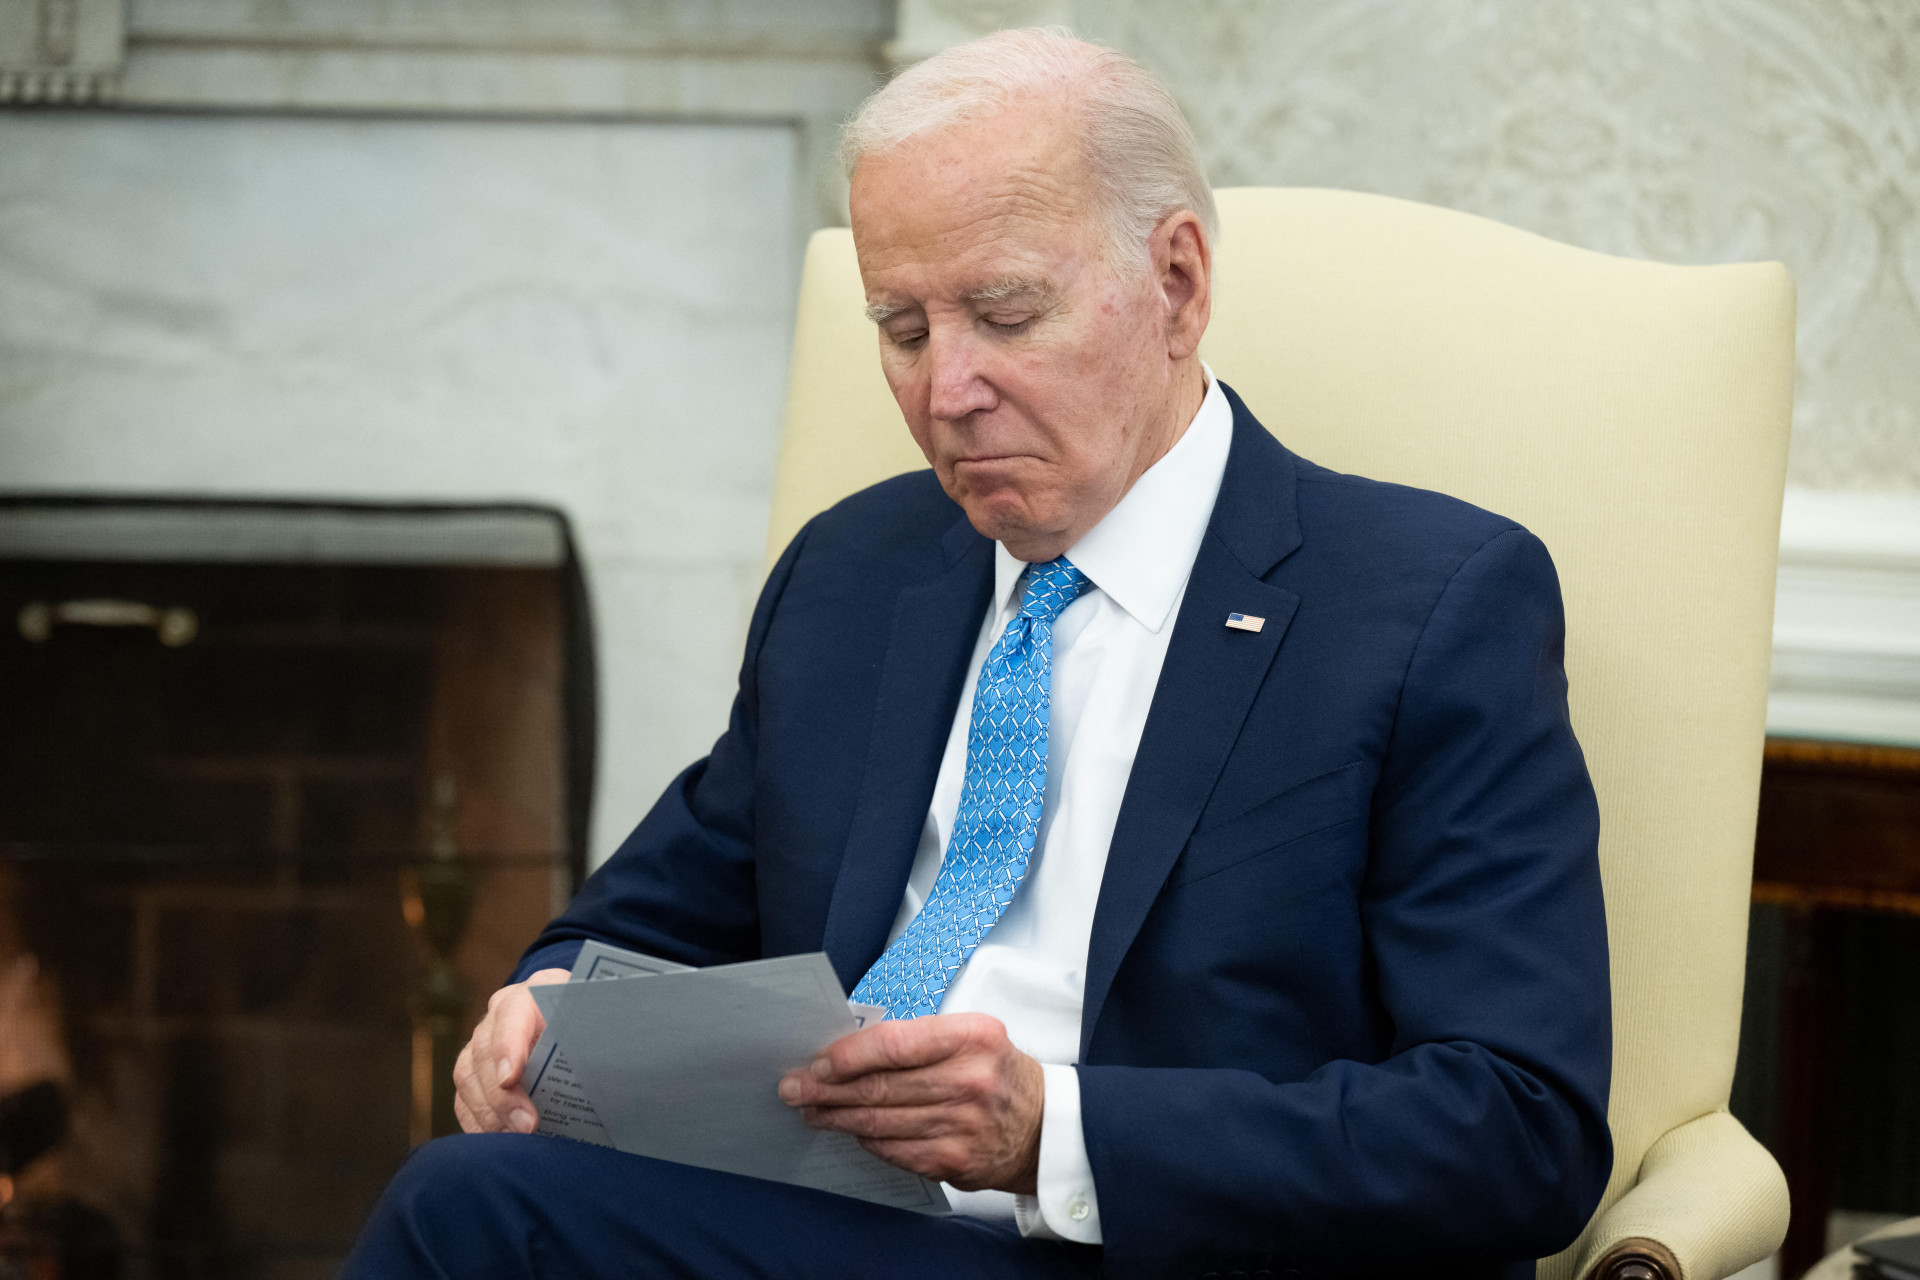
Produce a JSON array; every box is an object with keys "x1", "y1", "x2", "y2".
[{"x1": 768, "y1": 187, "x2": 1795, "y2": 1271}]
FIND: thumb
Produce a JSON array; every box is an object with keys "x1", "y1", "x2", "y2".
[{"x1": 495, "y1": 969, "x2": 568, "y2": 1089}]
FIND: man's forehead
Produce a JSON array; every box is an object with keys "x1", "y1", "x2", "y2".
[
  {"x1": 850, "y1": 106, "x2": 1097, "y2": 301},
  {"x1": 854, "y1": 176, "x2": 1085, "y2": 314},
  {"x1": 854, "y1": 185, "x2": 1083, "y2": 271}
]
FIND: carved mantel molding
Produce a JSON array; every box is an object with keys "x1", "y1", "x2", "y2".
[
  {"x1": 1770, "y1": 486, "x2": 1920, "y2": 748},
  {"x1": 0, "y1": 0, "x2": 894, "y2": 237},
  {"x1": 0, "y1": 0, "x2": 124, "y2": 103}
]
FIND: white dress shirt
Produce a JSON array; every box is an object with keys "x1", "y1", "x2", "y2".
[{"x1": 876, "y1": 371, "x2": 1234, "y2": 1243}]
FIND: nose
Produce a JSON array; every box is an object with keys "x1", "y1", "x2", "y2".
[{"x1": 924, "y1": 326, "x2": 997, "y2": 422}]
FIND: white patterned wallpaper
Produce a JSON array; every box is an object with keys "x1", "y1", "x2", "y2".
[{"x1": 1103, "y1": 0, "x2": 1920, "y2": 490}]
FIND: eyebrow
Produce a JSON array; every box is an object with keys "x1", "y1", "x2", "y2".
[
  {"x1": 964, "y1": 276, "x2": 1057, "y2": 307},
  {"x1": 864, "y1": 276, "x2": 1061, "y2": 326}
]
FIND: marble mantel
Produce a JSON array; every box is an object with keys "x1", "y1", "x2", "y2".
[
  {"x1": 1, "y1": 0, "x2": 892, "y2": 240},
  {"x1": 1772, "y1": 487, "x2": 1920, "y2": 747}
]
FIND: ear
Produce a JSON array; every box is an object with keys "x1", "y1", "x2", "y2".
[{"x1": 1151, "y1": 210, "x2": 1212, "y2": 361}]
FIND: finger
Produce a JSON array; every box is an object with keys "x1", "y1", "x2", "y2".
[
  {"x1": 479, "y1": 993, "x2": 530, "y2": 1091},
  {"x1": 454, "y1": 1092, "x2": 479, "y2": 1134},
  {"x1": 466, "y1": 1006, "x2": 502, "y2": 1090},
  {"x1": 497, "y1": 1088, "x2": 537, "y2": 1134},
  {"x1": 453, "y1": 1043, "x2": 505, "y2": 1132},
  {"x1": 813, "y1": 1013, "x2": 1003, "y2": 1083},
  {"x1": 781, "y1": 1059, "x2": 975, "y2": 1109},
  {"x1": 799, "y1": 1103, "x2": 963, "y2": 1141},
  {"x1": 454, "y1": 1046, "x2": 536, "y2": 1133},
  {"x1": 492, "y1": 976, "x2": 564, "y2": 1090}
]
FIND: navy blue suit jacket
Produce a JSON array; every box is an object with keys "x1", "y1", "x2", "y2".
[{"x1": 518, "y1": 386, "x2": 1614, "y2": 1279}]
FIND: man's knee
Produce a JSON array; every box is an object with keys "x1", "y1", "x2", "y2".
[
  {"x1": 381, "y1": 1132, "x2": 543, "y2": 1220},
  {"x1": 344, "y1": 1134, "x2": 560, "y2": 1278}
]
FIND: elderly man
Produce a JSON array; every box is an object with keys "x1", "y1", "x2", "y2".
[{"x1": 345, "y1": 27, "x2": 1612, "y2": 1280}]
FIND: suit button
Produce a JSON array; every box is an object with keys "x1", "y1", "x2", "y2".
[{"x1": 1067, "y1": 1196, "x2": 1090, "y2": 1222}]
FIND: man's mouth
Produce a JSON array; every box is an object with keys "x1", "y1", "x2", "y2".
[{"x1": 952, "y1": 453, "x2": 1033, "y2": 466}]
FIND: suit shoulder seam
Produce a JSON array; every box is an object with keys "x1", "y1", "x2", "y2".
[{"x1": 1376, "y1": 525, "x2": 1536, "y2": 807}]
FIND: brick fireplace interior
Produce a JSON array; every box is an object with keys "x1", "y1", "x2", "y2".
[{"x1": 0, "y1": 499, "x2": 591, "y2": 1280}]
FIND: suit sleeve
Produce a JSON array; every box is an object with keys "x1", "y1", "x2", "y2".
[
  {"x1": 1078, "y1": 528, "x2": 1614, "y2": 1276},
  {"x1": 511, "y1": 523, "x2": 815, "y2": 981}
]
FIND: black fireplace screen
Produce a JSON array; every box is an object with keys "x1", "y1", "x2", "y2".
[{"x1": 0, "y1": 498, "x2": 594, "y2": 1280}]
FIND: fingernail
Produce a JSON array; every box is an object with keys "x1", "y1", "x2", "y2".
[
  {"x1": 809, "y1": 1057, "x2": 832, "y2": 1079},
  {"x1": 509, "y1": 1109, "x2": 535, "y2": 1133},
  {"x1": 497, "y1": 1058, "x2": 515, "y2": 1084},
  {"x1": 777, "y1": 1077, "x2": 800, "y2": 1103}
]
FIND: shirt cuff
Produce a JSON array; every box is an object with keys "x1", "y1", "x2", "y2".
[{"x1": 1014, "y1": 1062, "x2": 1102, "y2": 1244}]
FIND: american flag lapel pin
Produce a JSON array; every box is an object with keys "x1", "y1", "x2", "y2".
[{"x1": 1225, "y1": 612, "x2": 1265, "y2": 633}]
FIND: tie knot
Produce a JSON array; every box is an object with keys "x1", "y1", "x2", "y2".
[{"x1": 1017, "y1": 556, "x2": 1092, "y2": 624}]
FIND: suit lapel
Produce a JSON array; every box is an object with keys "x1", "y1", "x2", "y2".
[
  {"x1": 1079, "y1": 392, "x2": 1304, "y2": 1059},
  {"x1": 821, "y1": 519, "x2": 994, "y2": 990}
]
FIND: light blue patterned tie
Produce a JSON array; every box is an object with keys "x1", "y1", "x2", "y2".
[{"x1": 852, "y1": 556, "x2": 1093, "y2": 1020}]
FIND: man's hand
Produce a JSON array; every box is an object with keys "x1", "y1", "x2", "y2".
[
  {"x1": 451, "y1": 968, "x2": 568, "y2": 1135},
  {"x1": 777, "y1": 1012, "x2": 1044, "y2": 1193}
]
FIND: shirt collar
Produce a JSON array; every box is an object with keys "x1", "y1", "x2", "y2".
[{"x1": 992, "y1": 366, "x2": 1234, "y2": 633}]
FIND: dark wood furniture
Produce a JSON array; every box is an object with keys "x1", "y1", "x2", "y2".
[
  {"x1": 1577, "y1": 738, "x2": 1920, "y2": 1280},
  {"x1": 1752, "y1": 737, "x2": 1920, "y2": 1278}
]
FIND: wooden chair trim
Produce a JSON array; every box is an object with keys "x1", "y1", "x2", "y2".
[{"x1": 1586, "y1": 1238, "x2": 1682, "y2": 1280}]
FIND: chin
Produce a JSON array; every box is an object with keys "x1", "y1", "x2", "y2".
[
  {"x1": 942, "y1": 471, "x2": 1063, "y2": 548},
  {"x1": 963, "y1": 506, "x2": 1066, "y2": 556},
  {"x1": 961, "y1": 503, "x2": 1029, "y2": 542}
]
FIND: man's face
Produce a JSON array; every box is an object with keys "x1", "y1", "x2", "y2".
[{"x1": 849, "y1": 104, "x2": 1185, "y2": 561}]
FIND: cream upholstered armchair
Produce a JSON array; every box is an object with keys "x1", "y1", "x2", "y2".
[{"x1": 765, "y1": 188, "x2": 1795, "y2": 1280}]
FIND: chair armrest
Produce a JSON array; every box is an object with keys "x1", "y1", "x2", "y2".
[{"x1": 1574, "y1": 1110, "x2": 1789, "y2": 1280}]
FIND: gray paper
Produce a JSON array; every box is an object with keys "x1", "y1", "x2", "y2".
[
  {"x1": 526, "y1": 941, "x2": 690, "y2": 1145},
  {"x1": 533, "y1": 953, "x2": 947, "y2": 1213}
]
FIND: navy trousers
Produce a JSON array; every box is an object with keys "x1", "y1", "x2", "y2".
[{"x1": 342, "y1": 1134, "x2": 1105, "y2": 1280}]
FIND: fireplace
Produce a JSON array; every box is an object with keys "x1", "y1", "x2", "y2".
[{"x1": 0, "y1": 498, "x2": 592, "y2": 1279}]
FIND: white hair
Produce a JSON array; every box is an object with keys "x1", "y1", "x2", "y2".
[{"x1": 839, "y1": 26, "x2": 1218, "y2": 271}]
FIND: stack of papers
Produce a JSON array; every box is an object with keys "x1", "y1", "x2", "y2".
[{"x1": 526, "y1": 942, "x2": 949, "y2": 1214}]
